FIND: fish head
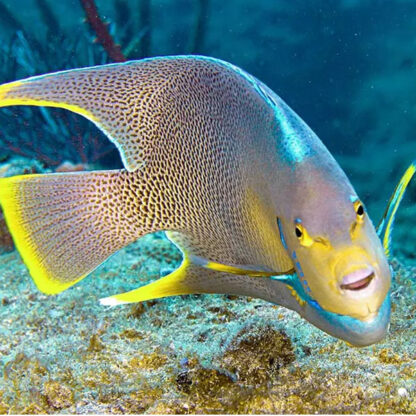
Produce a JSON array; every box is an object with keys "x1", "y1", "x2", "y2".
[{"x1": 276, "y1": 166, "x2": 391, "y2": 344}]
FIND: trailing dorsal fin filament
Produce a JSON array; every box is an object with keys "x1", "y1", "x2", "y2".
[{"x1": 377, "y1": 160, "x2": 416, "y2": 257}]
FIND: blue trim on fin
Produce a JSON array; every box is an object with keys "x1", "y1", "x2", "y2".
[{"x1": 271, "y1": 271, "x2": 318, "y2": 307}]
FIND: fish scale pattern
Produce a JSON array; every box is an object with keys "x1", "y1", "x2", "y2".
[
  {"x1": 0, "y1": 171, "x2": 139, "y2": 286},
  {"x1": 0, "y1": 57, "x2": 296, "y2": 288}
]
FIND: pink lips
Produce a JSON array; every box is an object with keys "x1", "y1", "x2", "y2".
[{"x1": 340, "y1": 267, "x2": 375, "y2": 291}]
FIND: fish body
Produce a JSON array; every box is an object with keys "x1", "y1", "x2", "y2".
[{"x1": 0, "y1": 56, "x2": 407, "y2": 346}]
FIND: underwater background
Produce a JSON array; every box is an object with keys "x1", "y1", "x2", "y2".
[{"x1": 0, "y1": 0, "x2": 416, "y2": 413}]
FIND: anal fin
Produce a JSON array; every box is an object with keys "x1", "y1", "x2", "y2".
[{"x1": 100, "y1": 257, "x2": 197, "y2": 305}]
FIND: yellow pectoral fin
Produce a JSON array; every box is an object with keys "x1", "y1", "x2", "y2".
[{"x1": 189, "y1": 254, "x2": 294, "y2": 277}]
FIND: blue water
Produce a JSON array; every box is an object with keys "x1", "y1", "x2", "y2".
[{"x1": 0, "y1": 1, "x2": 415, "y2": 413}]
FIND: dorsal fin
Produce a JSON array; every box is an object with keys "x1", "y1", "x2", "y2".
[
  {"x1": 377, "y1": 160, "x2": 416, "y2": 257},
  {"x1": 0, "y1": 57, "x2": 247, "y2": 172}
]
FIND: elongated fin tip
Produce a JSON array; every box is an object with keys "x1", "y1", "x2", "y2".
[
  {"x1": 99, "y1": 296, "x2": 127, "y2": 306},
  {"x1": 0, "y1": 80, "x2": 23, "y2": 103}
]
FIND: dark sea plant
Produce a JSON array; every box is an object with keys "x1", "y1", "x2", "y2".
[{"x1": 0, "y1": 0, "x2": 210, "y2": 168}]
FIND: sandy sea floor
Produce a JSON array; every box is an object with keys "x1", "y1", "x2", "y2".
[{"x1": 0, "y1": 231, "x2": 415, "y2": 414}]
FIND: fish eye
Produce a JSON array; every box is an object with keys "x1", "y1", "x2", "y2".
[
  {"x1": 293, "y1": 222, "x2": 314, "y2": 246},
  {"x1": 353, "y1": 200, "x2": 365, "y2": 222}
]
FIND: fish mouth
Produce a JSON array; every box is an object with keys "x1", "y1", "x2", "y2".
[
  {"x1": 270, "y1": 271, "x2": 391, "y2": 346},
  {"x1": 340, "y1": 268, "x2": 375, "y2": 291}
]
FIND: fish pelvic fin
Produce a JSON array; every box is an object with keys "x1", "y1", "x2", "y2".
[
  {"x1": 0, "y1": 170, "x2": 143, "y2": 294},
  {"x1": 377, "y1": 160, "x2": 416, "y2": 257},
  {"x1": 189, "y1": 253, "x2": 294, "y2": 277}
]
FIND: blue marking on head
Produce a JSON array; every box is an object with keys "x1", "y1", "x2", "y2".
[
  {"x1": 277, "y1": 218, "x2": 288, "y2": 249},
  {"x1": 349, "y1": 195, "x2": 358, "y2": 203},
  {"x1": 254, "y1": 83, "x2": 316, "y2": 165},
  {"x1": 292, "y1": 250, "x2": 297, "y2": 259},
  {"x1": 308, "y1": 299, "x2": 322, "y2": 310},
  {"x1": 270, "y1": 273, "x2": 296, "y2": 285},
  {"x1": 310, "y1": 294, "x2": 391, "y2": 345}
]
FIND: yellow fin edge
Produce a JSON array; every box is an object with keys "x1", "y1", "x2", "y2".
[
  {"x1": 100, "y1": 258, "x2": 194, "y2": 306},
  {"x1": 378, "y1": 161, "x2": 416, "y2": 257},
  {"x1": 0, "y1": 174, "x2": 85, "y2": 295},
  {"x1": 0, "y1": 80, "x2": 97, "y2": 122},
  {"x1": 198, "y1": 257, "x2": 295, "y2": 278},
  {"x1": 0, "y1": 81, "x2": 23, "y2": 102},
  {"x1": 204, "y1": 260, "x2": 275, "y2": 276}
]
